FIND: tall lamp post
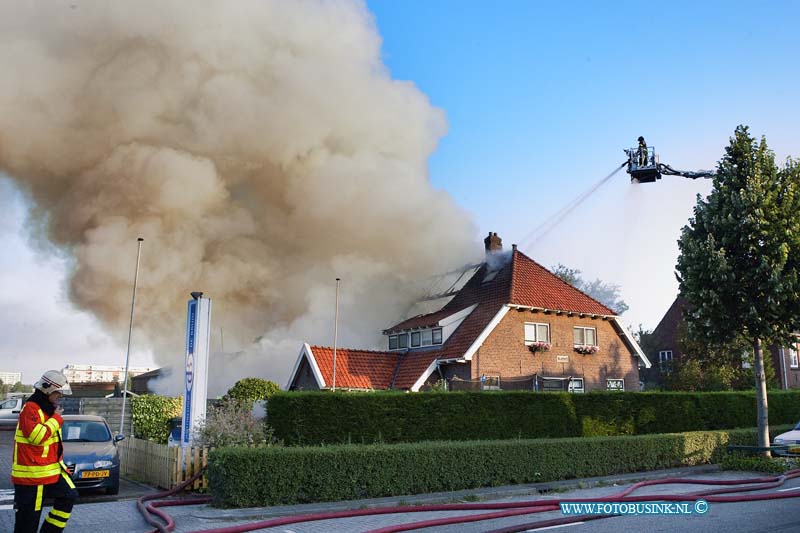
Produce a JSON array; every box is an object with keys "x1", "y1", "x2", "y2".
[
  {"x1": 119, "y1": 237, "x2": 144, "y2": 436},
  {"x1": 332, "y1": 278, "x2": 340, "y2": 391}
]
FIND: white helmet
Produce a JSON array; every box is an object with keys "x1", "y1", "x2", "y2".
[{"x1": 34, "y1": 370, "x2": 72, "y2": 396}]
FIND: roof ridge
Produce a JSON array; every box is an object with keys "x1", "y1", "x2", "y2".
[
  {"x1": 512, "y1": 249, "x2": 616, "y2": 315},
  {"x1": 509, "y1": 248, "x2": 519, "y2": 302},
  {"x1": 309, "y1": 345, "x2": 396, "y2": 355}
]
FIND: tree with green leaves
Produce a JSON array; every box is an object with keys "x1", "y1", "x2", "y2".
[
  {"x1": 11, "y1": 382, "x2": 32, "y2": 393},
  {"x1": 671, "y1": 318, "x2": 778, "y2": 391},
  {"x1": 676, "y1": 125, "x2": 800, "y2": 453},
  {"x1": 551, "y1": 264, "x2": 629, "y2": 314},
  {"x1": 223, "y1": 378, "x2": 281, "y2": 404}
]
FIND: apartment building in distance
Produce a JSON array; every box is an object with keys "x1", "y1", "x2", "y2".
[
  {"x1": 0, "y1": 371, "x2": 22, "y2": 385},
  {"x1": 62, "y1": 364, "x2": 155, "y2": 383}
]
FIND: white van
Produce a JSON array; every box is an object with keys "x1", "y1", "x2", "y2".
[{"x1": 0, "y1": 397, "x2": 25, "y2": 427}]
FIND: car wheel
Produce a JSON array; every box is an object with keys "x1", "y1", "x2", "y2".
[{"x1": 106, "y1": 479, "x2": 120, "y2": 495}]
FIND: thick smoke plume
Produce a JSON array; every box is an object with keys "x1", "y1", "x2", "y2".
[{"x1": 0, "y1": 1, "x2": 477, "y2": 395}]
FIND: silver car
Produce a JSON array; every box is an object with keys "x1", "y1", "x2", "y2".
[{"x1": 772, "y1": 420, "x2": 800, "y2": 456}]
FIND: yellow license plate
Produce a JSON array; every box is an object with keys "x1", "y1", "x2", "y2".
[
  {"x1": 789, "y1": 447, "x2": 800, "y2": 454},
  {"x1": 80, "y1": 470, "x2": 109, "y2": 479}
]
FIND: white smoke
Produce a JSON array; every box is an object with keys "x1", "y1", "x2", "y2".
[{"x1": 0, "y1": 0, "x2": 478, "y2": 394}]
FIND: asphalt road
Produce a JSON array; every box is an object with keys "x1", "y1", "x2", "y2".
[{"x1": 0, "y1": 426, "x2": 156, "y2": 502}]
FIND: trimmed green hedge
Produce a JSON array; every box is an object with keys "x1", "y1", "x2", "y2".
[
  {"x1": 208, "y1": 425, "x2": 793, "y2": 507},
  {"x1": 267, "y1": 391, "x2": 800, "y2": 445}
]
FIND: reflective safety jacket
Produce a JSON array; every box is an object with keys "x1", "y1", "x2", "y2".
[{"x1": 12, "y1": 400, "x2": 68, "y2": 485}]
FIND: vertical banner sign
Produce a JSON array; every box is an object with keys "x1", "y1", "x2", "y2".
[{"x1": 181, "y1": 297, "x2": 211, "y2": 446}]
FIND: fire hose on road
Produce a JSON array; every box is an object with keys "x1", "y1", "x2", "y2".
[{"x1": 138, "y1": 467, "x2": 800, "y2": 533}]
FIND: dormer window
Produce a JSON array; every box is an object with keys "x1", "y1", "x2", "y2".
[
  {"x1": 411, "y1": 332, "x2": 421, "y2": 347},
  {"x1": 389, "y1": 334, "x2": 408, "y2": 350},
  {"x1": 389, "y1": 328, "x2": 443, "y2": 350}
]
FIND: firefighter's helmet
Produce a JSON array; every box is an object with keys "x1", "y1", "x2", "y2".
[{"x1": 34, "y1": 370, "x2": 72, "y2": 396}]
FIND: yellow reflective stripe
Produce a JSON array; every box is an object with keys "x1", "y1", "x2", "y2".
[
  {"x1": 41, "y1": 444, "x2": 49, "y2": 458},
  {"x1": 29, "y1": 424, "x2": 48, "y2": 445},
  {"x1": 62, "y1": 471, "x2": 76, "y2": 489},
  {"x1": 37, "y1": 409, "x2": 44, "y2": 423},
  {"x1": 51, "y1": 508, "x2": 70, "y2": 519},
  {"x1": 12, "y1": 464, "x2": 62, "y2": 475},
  {"x1": 45, "y1": 515, "x2": 68, "y2": 528},
  {"x1": 45, "y1": 418, "x2": 60, "y2": 432},
  {"x1": 12, "y1": 462, "x2": 62, "y2": 472},
  {"x1": 28, "y1": 425, "x2": 44, "y2": 444},
  {"x1": 41, "y1": 435, "x2": 59, "y2": 446},
  {"x1": 35, "y1": 485, "x2": 44, "y2": 511}
]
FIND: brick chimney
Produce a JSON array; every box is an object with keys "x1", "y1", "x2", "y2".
[{"x1": 484, "y1": 232, "x2": 502, "y2": 255}]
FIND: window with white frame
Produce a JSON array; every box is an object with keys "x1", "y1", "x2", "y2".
[
  {"x1": 568, "y1": 378, "x2": 584, "y2": 393},
  {"x1": 607, "y1": 379, "x2": 624, "y2": 391},
  {"x1": 391, "y1": 328, "x2": 443, "y2": 350},
  {"x1": 573, "y1": 327, "x2": 596, "y2": 346},
  {"x1": 524, "y1": 323, "x2": 550, "y2": 345},
  {"x1": 389, "y1": 333, "x2": 409, "y2": 350},
  {"x1": 659, "y1": 350, "x2": 673, "y2": 371},
  {"x1": 480, "y1": 375, "x2": 501, "y2": 390},
  {"x1": 410, "y1": 332, "x2": 421, "y2": 347},
  {"x1": 790, "y1": 345, "x2": 799, "y2": 369}
]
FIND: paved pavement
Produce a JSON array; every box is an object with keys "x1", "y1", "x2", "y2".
[{"x1": 3, "y1": 464, "x2": 798, "y2": 532}]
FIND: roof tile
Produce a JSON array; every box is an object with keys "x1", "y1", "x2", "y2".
[{"x1": 310, "y1": 346, "x2": 399, "y2": 390}]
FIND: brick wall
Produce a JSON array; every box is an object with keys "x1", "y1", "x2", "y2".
[
  {"x1": 473, "y1": 308, "x2": 640, "y2": 392},
  {"x1": 770, "y1": 345, "x2": 800, "y2": 390}
]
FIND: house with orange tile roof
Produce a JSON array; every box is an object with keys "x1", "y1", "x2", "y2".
[{"x1": 287, "y1": 233, "x2": 651, "y2": 392}]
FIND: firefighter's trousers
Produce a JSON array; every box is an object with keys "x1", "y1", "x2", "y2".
[{"x1": 14, "y1": 472, "x2": 78, "y2": 533}]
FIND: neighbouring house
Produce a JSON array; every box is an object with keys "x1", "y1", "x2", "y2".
[
  {"x1": 649, "y1": 295, "x2": 800, "y2": 389},
  {"x1": 287, "y1": 233, "x2": 651, "y2": 393},
  {"x1": 131, "y1": 368, "x2": 164, "y2": 394}
]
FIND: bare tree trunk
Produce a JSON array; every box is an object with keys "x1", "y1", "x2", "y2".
[{"x1": 753, "y1": 338, "x2": 770, "y2": 457}]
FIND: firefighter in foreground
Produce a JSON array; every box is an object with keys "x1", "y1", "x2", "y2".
[{"x1": 12, "y1": 370, "x2": 78, "y2": 532}]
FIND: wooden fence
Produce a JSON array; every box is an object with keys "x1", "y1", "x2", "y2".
[{"x1": 119, "y1": 437, "x2": 212, "y2": 490}]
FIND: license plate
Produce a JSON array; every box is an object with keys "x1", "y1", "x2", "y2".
[
  {"x1": 80, "y1": 470, "x2": 109, "y2": 479},
  {"x1": 789, "y1": 447, "x2": 800, "y2": 454}
]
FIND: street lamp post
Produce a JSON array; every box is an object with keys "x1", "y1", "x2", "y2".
[
  {"x1": 332, "y1": 278, "x2": 340, "y2": 391},
  {"x1": 119, "y1": 237, "x2": 143, "y2": 436}
]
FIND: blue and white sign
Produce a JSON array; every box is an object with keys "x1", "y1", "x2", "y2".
[{"x1": 181, "y1": 296, "x2": 211, "y2": 446}]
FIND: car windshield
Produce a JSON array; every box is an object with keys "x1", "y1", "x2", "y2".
[
  {"x1": 795, "y1": 421, "x2": 800, "y2": 431},
  {"x1": 62, "y1": 420, "x2": 111, "y2": 442}
]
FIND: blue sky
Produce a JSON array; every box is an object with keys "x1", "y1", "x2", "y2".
[
  {"x1": 1, "y1": 1, "x2": 798, "y2": 383},
  {"x1": 366, "y1": 0, "x2": 800, "y2": 325}
]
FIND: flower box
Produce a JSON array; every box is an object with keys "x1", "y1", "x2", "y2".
[
  {"x1": 574, "y1": 345, "x2": 599, "y2": 355},
  {"x1": 529, "y1": 341, "x2": 551, "y2": 353}
]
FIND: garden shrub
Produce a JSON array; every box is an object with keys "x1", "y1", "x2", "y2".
[
  {"x1": 720, "y1": 453, "x2": 794, "y2": 473},
  {"x1": 223, "y1": 378, "x2": 281, "y2": 404},
  {"x1": 208, "y1": 424, "x2": 793, "y2": 507},
  {"x1": 197, "y1": 398, "x2": 277, "y2": 448},
  {"x1": 131, "y1": 395, "x2": 182, "y2": 444}
]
